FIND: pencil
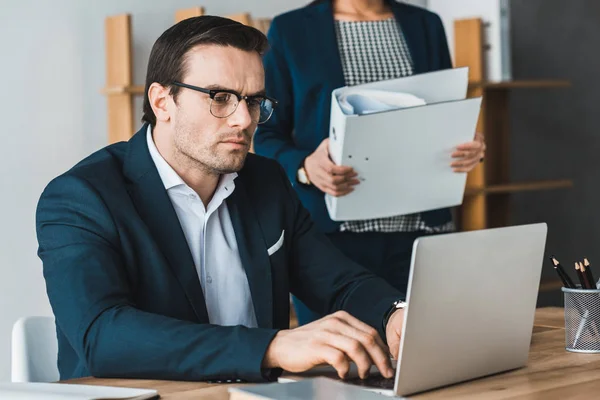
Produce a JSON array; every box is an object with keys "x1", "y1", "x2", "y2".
[
  {"x1": 584, "y1": 258, "x2": 596, "y2": 289},
  {"x1": 579, "y1": 262, "x2": 596, "y2": 289},
  {"x1": 580, "y1": 262, "x2": 594, "y2": 289},
  {"x1": 575, "y1": 262, "x2": 588, "y2": 289},
  {"x1": 551, "y1": 256, "x2": 575, "y2": 288}
]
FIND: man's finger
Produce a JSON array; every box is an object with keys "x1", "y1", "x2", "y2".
[
  {"x1": 388, "y1": 335, "x2": 401, "y2": 361},
  {"x1": 326, "y1": 311, "x2": 388, "y2": 350},
  {"x1": 321, "y1": 312, "x2": 393, "y2": 377},
  {"x1": 318, "y1": 345, "x2": 350, "y2": 379},
  {"x1": 324, "y1": 319, "x2": 393, "y2": 378},
  {"x1": 317, "y1": 331, "x2": 373, "y2": 379}
]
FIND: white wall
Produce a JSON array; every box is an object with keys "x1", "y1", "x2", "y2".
[
  {"x1": 0, "y1": 0, "x2": 312, "y2": 382},
  {"x1": 427, "y1": 0, "x2": 511, "y2": 81}
]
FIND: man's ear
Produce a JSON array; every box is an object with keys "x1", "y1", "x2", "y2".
[{"x1": 148, "y1": 83, "x2": 172, "y2": 123}]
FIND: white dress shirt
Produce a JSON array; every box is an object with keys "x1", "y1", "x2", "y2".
[{"x1": 146, "y1": 126, "x2": 258, "y2": 328}]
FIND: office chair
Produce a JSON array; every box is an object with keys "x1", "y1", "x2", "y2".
[{"x1": 11, "y1": 316, "x2": 59, "y2": 382}]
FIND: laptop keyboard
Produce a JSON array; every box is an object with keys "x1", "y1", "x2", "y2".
[{"x1": 344, "y1": 375, "x2": 395, "y2": 390}]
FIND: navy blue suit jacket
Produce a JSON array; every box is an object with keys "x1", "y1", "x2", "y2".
[
  {"x1": 36, "y1": 125, "x2": 402, "y2": 382},
  {"x1": 254, "y1": 0, "x2": 453, "y2": 233}
]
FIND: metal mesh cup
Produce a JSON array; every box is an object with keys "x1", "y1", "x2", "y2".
[{"x1": 562, "y1": 287, "x2": 600, "y2": 353}]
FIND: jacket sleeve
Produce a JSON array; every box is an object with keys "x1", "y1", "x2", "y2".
[
  {"x1": 36, "y1": 175, "x2": 279, "y2": 382},
  {"x1": 253, "y1": 17, "x2": 312, "y2": 184}
]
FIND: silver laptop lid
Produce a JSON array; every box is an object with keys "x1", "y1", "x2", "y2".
[{"x1": 395, "y1": 223, "x2": 547, "y2": 396}]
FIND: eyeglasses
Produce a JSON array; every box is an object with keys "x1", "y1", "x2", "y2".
[{"x1": 172, "y1": 82, "x2": 278, "y2": 124}]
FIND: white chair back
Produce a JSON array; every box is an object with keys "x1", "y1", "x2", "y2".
[{"x1": 11, "y1": 316, "x2": 59, "y2": 382}]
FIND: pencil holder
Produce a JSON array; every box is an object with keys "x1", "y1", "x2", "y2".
[{"x1": 562, "y1": 287, "x2": 600, "y2": 353}]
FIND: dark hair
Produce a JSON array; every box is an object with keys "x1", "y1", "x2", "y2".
[{"x1": 142, "y1": 16, "x2": 269, "y2": 127}]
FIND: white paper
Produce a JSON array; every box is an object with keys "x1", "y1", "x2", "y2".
[
  {"x1": 0, "y1": 383, "x2": 157, "y2": 400},
  {"x1": 337, "y1": 89, "x2": 426, "y2": 115}
]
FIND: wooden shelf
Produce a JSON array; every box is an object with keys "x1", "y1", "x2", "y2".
[
  {"x1": 465, "y1": 179, "x2": 573, "y2": 196},
  {"x1": 468, "y1": 80, "x2": 571, "y2": 90},
  {"x1": 102, "y1": 85, "x2": 144, "y2": 96}
]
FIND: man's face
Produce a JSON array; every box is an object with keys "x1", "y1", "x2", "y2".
[{"x1": 170, "y1": 45, "x2": 264, "y2": 174}]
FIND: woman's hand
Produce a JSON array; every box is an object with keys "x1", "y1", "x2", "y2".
[
  {"x1": 451, "y1": 132, "x2": 486, "y2": 173},
  {"x1": 304, "y1": 139, "x2": 360, "y2": 197}
]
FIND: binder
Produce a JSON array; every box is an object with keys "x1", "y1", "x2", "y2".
[{"x1": 325, "y1": 67, "x2": 482, "y2": 221}]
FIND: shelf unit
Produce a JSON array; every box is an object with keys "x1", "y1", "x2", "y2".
[{"x1": 455, "y1": 18, "x2": 572, "y2": 232}]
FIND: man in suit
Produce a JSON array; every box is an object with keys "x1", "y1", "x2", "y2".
[{"x1": 36, "y1": 16, "x2": 407, "y2": 383}]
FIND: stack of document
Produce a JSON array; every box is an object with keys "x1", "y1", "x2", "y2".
[{"x1": 326, "y1": 67, "x2": 482, "y2": 221}]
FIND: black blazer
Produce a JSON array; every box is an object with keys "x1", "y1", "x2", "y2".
[
  {"x1": 36, "y1": 124, "x2": 402, "y2": 382},
  {"x1": 254, "y1": 0, "x2": 453, "y2": 233}
]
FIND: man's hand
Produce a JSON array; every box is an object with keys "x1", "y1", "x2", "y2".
[
  {"x1": 385, "y1": 309, "x2": 406, "y2": 361},
  {"x1": 262, "y1": 311, "x2": 394, "y2": 379},
  {"x1": 451, "y1": 132, "x2": 486, "y2": 173},
  {"x1": 304, "y1": 139, "x2": 360, "y2": 197}
]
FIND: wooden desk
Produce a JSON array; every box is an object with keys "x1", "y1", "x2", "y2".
[{"x1": 66, "y1": 307, "x2": 600, "y2": 399}]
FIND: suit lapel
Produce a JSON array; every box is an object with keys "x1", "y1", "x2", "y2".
[
  {"x1": 124, "y1": 126, "x2": 209, "y2": 322},
  {"x1": 391, "y1": 2, "x2": 428, "y2": 73},
  {"x1": 227, "y1": 178, "x2": 273, "y2": 329}
]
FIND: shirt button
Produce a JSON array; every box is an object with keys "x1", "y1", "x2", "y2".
[{"x1": 207, "y1": 275, "x2": 213, "y2": 284}]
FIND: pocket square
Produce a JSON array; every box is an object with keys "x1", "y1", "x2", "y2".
[{"x1": 267, "y1": 230, "x2": 285, "y2": 256}]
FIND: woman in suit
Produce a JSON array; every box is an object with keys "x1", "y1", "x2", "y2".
[{"x1": 254, "y1": 0, "x2": 485, "y2": 325}]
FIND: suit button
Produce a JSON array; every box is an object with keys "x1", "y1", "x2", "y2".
[{"x1": 207, "y1": 275, "x2": 213, "y2": 284}]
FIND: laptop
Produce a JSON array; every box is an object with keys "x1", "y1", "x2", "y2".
[{"x1": 280, "y1": 223, "x2": 548, "y2": 397}]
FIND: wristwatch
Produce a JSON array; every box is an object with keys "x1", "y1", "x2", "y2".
[
  {"x1": 383, "y1": 300, "x2": 407, "y2": 332},
  {"x1": 297, "y1": 160, "x2": 311, "y2": 185}
]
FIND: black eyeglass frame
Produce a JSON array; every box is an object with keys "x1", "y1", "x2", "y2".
[{"x1": 171, "y1": 81, "x2": 278, "y2": 124}]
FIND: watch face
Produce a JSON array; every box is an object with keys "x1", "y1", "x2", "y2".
[{"x1": 298, "y1": 168, "x2": 309, "y2": 184}]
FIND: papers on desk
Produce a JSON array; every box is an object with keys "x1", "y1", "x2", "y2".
[
  {"x1": 0, "y1": 382, "x2": 158, "y2": 400},
  {"x1": 325, "y1": 67, "x2": 482, "y2": 221}
]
